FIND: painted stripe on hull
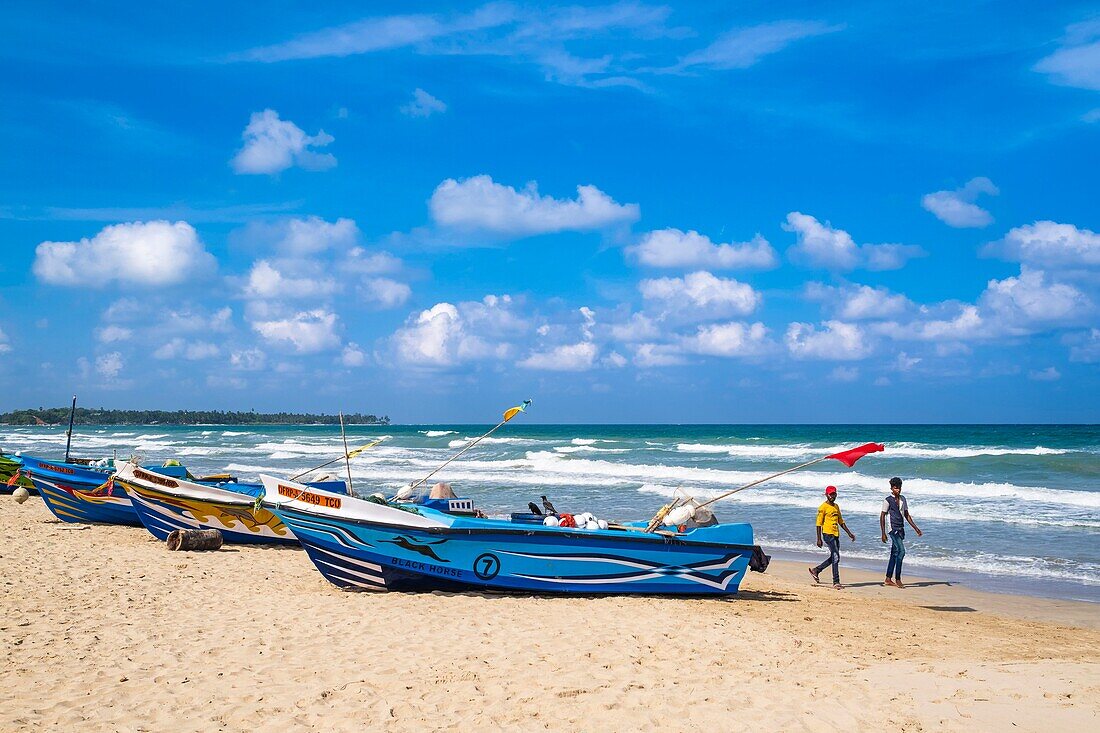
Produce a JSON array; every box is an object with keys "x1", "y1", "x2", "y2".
[
  {"x1": 33, "y1": 478, "x2": 141, "y2": 526},
  {"x1": 124, "y1": 485, "x2": 296, "y2": 545}
]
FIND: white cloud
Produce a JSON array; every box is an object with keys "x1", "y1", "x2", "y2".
[
  {"x1": 252, "y1": 309, "x2": 341, "y2": 353},
  {"x1": 894, "y1": 352, "x2": 921, "y2": 372},
  {"x1": 34, "y1": 220, "x2": 216, "y2": 287},
  {"x1": 1034, "y1": 20, "x2": 1100, "y2": 91},
  {"x1": 980, "y1": 268, "x2": 1091, "y2": 329},
  {"x1": 341, "y1": 343, "x2": 367, "y2": 367},
  {"x1": 0, "y1": 327, "x2": 10, "y2": 355},
  {"x1": 1028, "y1": 366, "x2": 1062, "y2": 381},
  {"x1": 634, "y1": 342, "x2": 687, "y2": 367},
  {"x1": 921, "y1": 177, "x2": 998, "y2": 228},
  {"x1": 230, "y1": 348, "x2": 266, "y2": 371},
  {"x1": 609, "y1": 313, "x2": 659, "y2": 342},
  {"x1": 360, "y1": 278, "x2": 411, "y2": 308},
  {"x1": 429, "y1": 175, "x2": 639, "y2": 235},
  {"x1": 345, "y1": 248, "x2": 403, "y2": 275},
  {"x1": 829, "y1": 366, "x2": 859, "y2": 382},
  {"x1": 518, "y1": 341, "x2": 599, "y2": 371},
  {"x1": 391, "y1": 295, "x2": 523, "y2": 367},
  {"x1": 639, "y1": 271, "x2": 760, "y2": 318},
  {"x1": 874, "y1": 305, "x2": 985, "y2": 342},
  {"x1": 162, "y1": 306, "x2": 233, "y2": 334},
  {"x1": 401, "y1": 88, "x2": 447, "y2": 117},
  {"x1": 987, "y1": 221, "x2": 1100, "y2": 269},
  {"x1": 95, "y1": 325, "x2": 133, "y2": 343},
  {"x1": 243, "y1": 260, "x2": 338, "y2": 299},
  {"x1": 784, "y1": 212, "x2": 924, "y2": 271},
  {"x1": 629, "y1": 229, "x2": 776, "y2": 269},
  {"x1": 153, "y1": 338, "x2": 221, "y2": 360},
  {"x1": 1068, "y1": 329, "x2": 1100, "y2": 362},
  {"x1": 786, "y1": 320, "x2": 871, "y2": 360},
  {"x1": 274, "y1": 217, "x2": 359, "y2": 255},
  {"x1": 95, "y1": 352, "x2": 124, "y2": 379},
  {"x1": 230, "y1": 110, "x2": 336, "y2": 175},
  {"x1": 806, "y1": 283, "x2": 913, "y2": 321},
  {"x1": 603, "y1": 350, "x2": 627, "y2": 368},
  {"x1": 680, "y1": 321, "x2": 770, "y2": 357},
  {"x1": 678, "y1": 20, "x2": 842, "y2": 70}
]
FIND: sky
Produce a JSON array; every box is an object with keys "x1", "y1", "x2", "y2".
[{"x1": 0, "y1": 1, "x2": 1098, "y2": 423}]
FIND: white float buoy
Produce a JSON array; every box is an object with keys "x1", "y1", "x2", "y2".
[
  {"x1": 13, "y1": 486, "x2": 31, "y2": 504},
  {"x1": 543, "y1": 516, "x2": 560, "y2": 527}
]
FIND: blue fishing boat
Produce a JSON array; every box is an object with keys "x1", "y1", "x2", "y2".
[
  {"x1": 21, "y1": 454, "x2": 191, "y2": 526},
  {"x1": 260, "y1": 476, "x2": 769, "y2": 595},
  {"x1": 114, "y1": 460, "x2": 346, "y2": 544},
  {"x1": 0, "y1": 451, "x2": 35, "y2": 493}
]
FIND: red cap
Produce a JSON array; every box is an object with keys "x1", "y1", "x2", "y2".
[{"x1": 825, "y1": 486, "x2": 837, "y2": 495}]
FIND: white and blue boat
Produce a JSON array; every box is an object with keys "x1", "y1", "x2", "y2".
[{"x1": 260, "y1": 475, "x2": 770, "y2": 595}]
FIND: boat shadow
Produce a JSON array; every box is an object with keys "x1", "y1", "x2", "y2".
[{"x1": 393, "y1": 588, "x2": 800, "y2": 603}]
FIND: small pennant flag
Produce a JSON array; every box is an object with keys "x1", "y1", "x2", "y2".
[
  {"x1": 503, "y1": 400, "x2": 532, "y2": 423},
  {"x1": 346, "y1": 438, "x2": 386, "y2": 460},
  {"x1": 827, "y1": 442, "x2": 885, "y2": 467}
]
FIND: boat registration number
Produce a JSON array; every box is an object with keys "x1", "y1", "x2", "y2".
[{"x1": 278, "y1": 484, "x2": 341, "y2": 509}]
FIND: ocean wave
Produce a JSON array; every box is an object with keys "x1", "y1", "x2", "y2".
[
  {"x1": 221, "y1": 430, "x2": 249, "y2": 436},
  {"x1": 520, "y1": 451, "x2": 1100, "y2": 509},
  {"x1": 447, "y1": 436, "x2": 533, "y2": 449},
  {"x1": 553, "y1": 446, "x2": 630, "y2": 454},
  {"x1": 675, "y1": 442, "x2": 1071, "y2": 460},
  {"x1": 420, "y1": 430, "x2": 457, "y2": 437},
  {"x1": 636, "y1": 484, "x2": 1100, "y2": 529}
]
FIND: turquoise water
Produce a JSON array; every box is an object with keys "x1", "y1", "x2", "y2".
[{"x1": 5, "y1": 423, "x2": 1098, "y2": 602}]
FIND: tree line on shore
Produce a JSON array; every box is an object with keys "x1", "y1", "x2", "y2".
[{"x1": 0, "y1": 408, "x2": 390, "y2": 426}]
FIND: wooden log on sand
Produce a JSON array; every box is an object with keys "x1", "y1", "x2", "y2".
[{"x1": 166, "y1": 528, "x2": 223, "y2": 551}]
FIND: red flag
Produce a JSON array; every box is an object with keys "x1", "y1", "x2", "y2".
[
  {"x1": 6, "y1": 470, "x2": 20, "y2": 487},
  {"x1": 827, "y1": 443, "x2": 884, "y2": 467}
]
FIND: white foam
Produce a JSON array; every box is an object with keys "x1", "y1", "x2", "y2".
[
  {"x1": 420, "y1": 430, "x2": 457, "y2": 437},
  {"x1": 221, "y1": 431, "x2": 249, "y2": 436},
  {"x1": 446, "y1": 436, "x2": 532, "y2": 449},
  {"x1": 674, "y1": 442, "x2": 1071, "y2": 460}
]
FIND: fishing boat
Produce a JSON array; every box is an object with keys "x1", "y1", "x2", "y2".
[
  {"x1": 0, "y1": 451, "x2": 35, "y2": 493},
  {"x1": 113, "y1": 459, "x2": 346, "y2": 544},
  {"x1": 22, "y1": 454, "x2": 191, "y2": 526},
  {"x1": 259, "y1": 476, "x2": 770, "y2": 595}
]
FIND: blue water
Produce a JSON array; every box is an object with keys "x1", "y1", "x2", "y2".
[{"x1": 4, "y1": 424, "x2": 1098, "y2": 602}]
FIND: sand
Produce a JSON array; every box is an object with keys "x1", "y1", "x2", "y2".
[{"x1": 2, "y1": 497, "x2": 1097, "y2": 732}]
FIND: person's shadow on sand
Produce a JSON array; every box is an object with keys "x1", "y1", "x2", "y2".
[{"x1": 841, "y1": 580, "x2": 954, "y2": 589}]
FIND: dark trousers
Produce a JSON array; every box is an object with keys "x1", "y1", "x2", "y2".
[
  {"x1": 886, "y1": 530, "x2": 906, "y2": 580},
  {"x1": 814, "y1": 533, "x2": 841, "y2": 584}
]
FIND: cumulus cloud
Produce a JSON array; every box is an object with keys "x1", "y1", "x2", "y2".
[
  {"x1": 429, "y1": 175, "x2": 639, "y2": 236},
  {"x1": 806, "y1": 283, "x2": 913, "y2": 321},
  {"x1": 829, "y1": 365, "x2": 859, "y2": 382},
  {"x1": 639, "y1": 271, "x2": 761, "y2": 318},
  {"x1": 153, "y1": 338, "x2": 220, "y2": 360},
  {"x1": 95, "y1": 325, "x2": 133, "y2": 343},
  {"x1": 391, "y1": 295, "x2": 524, "y2": 367},
  {"x1": 980, "y1": 268, "x2": 1091, "y2": 330},
  {"x1": 921, "y1": 177, "x2": 998, "y2": 228},
  {"x1": 0, "y1": 327, "x2": 10, "y2": 355},
  {"x1": 678, "y1": 20, "x2": 842, "y2": 70},
  {"x1": 360, "y1": 278, "x2": 411, "y2": 308},
  {"x1": 518, "y1": 341, "x2": 599, "y2": 371},
  {"x1": 609, "y1": 312, "x2": 660, "y2": 342},
  {"x1": 784, "y1": 212, "x2": 924, "y2": 271},
  {"x1": 34, "y1": 220, "x2": 216, "y2": 287},
  {"x1": 986, "y1": 220, "x2": 1100, "y2": 269},
  {"x1": 786, "y1": 320, "x2": 871, "y2": 360},
  {"x1": 341, "y1": 343, "x2": 367, "y2": 367},
  {"x1": 1068, "y1": 328, "x2": 1100, "y2": 362},
  {"x1": 244, "y1": 260, "x2": 338, "y2": 300},
  {"x1": 271, "y1": 216, "x2": 358, "y2": 255},
  {"x1": 229, "y1": 348, "x2": 266, "y2": 371},
  {"x1": 874, "y1": 305, "x2": 985, "y2": 342},
  {"x1": 401, "y1": 88, "x2": 447, "y2": 117},
  {"x1": 1034, "y1": 20, "x2": 1100, "y2": 91},
  {"x1": 252, "y1": 309, "x2": 341, "y2": 353},
  {"x1": 629, "y1": 228, "x2": 776, "y2": 269},
  {"x1": 634, "y1": 321, "x2": 771, "y2": 365},
  {"x1": 95, "y1": 352, "x2": 124, "y2": 379},
  {"x1": 231, "y1": 109, "x2": 336, "y2": 175}
]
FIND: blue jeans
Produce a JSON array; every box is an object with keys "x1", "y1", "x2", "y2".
[
  {"x1": 886, "y1": 530, "x2": 906, "y2": 580},
  {"x1": 814, "y1": 534, "x2": 841, "y2": 584}
]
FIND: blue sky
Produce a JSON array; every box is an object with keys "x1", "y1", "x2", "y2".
[{"x1": 1, "y1": 1, "x2": 1098, "y2": 422}]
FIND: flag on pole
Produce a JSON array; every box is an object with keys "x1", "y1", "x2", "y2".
[
  {"x1": 503, "y1": 400, "x2": 532, "y2": 423},
  {"x1": 346, "y1": 439, "x2": 385, "y2": 460},
  {"x1": 826, "y1": 442, "x2": 885, "y2": 467}
]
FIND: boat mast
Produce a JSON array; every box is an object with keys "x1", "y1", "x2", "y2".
[{"x1": 64, "y1": 394, "x2": 77, "y2": 463}]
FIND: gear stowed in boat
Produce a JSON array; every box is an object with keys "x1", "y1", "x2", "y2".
[{"x1": 260, "y1": 476, "x2": 770, "y2": 596}]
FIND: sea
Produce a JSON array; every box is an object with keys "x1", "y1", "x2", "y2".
[{"x1": 4, "y1": 423, "x2": 1098, "y2": 603}]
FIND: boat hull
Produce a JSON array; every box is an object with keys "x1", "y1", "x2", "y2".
[
  {"x1": 263, "y1": 477, "x2": 761, "y2": 596},
  {"x1": 20, "y1": 454, "x2": 140, "y2": 525},
  {"x1": 118, "y1": 474, "x2": 297, "y2": 545}
]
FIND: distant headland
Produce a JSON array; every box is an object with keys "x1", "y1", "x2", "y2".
[{"x1": 0, "y1": 408, "x2": 390, "y2": 426}]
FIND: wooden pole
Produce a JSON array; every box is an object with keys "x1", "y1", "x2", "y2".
[
  {"x1": 695, "y1": 456, "x2": 831, "y2": 510},
  {"x1": 339, "y1": 412, "x2": 354, "y2": 497},
  {"x1": 287, "y1": 439, "x2": 384, "y2": 481}
]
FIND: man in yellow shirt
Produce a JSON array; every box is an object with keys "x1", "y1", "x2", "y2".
[{"x1": 809, "y1": 485, "x2": 856, "y2": 589}]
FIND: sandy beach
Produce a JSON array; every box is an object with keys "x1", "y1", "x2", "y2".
[{"x1": 2, "y1": 497, "x2": 1097, "y2": 732}]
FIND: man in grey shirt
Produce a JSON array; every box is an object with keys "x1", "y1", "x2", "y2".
[{"x1": 880, "y1": 477, "x2": 923, "y2": 588}]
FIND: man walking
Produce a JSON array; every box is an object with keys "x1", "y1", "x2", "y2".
[
  {"x1": 880, "y1": 476, "x2": 922, "y2": 588},
  {"x1": 809, "y1": 486, "x2": 856, "y2": 589}
]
